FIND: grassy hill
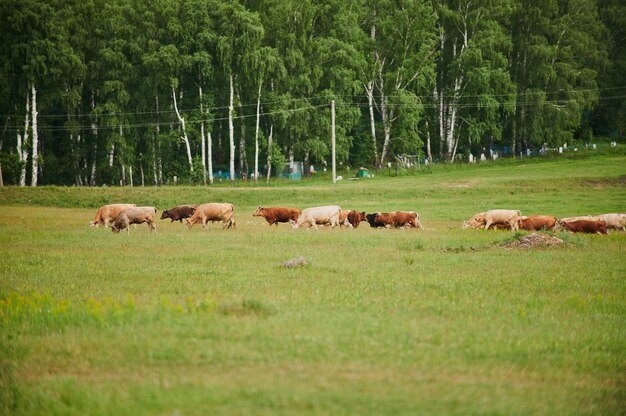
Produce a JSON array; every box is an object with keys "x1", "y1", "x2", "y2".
[{"x1": 0, "y1": 153, "x2": 624, "y2": 415}]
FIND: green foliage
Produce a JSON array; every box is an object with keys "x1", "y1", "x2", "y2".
[{"x1": 0, "y1": 0, "x2": 619, "y2": 186}]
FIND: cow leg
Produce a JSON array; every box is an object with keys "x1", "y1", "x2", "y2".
[
  {"x1": 149, "y1": 221, "x2": 156, "y2": 232},
  {"x1": 202, "y1": 217, "x2": 208, "y2": 230},
  {"x1": 484, "y1": 220, "x2": 493, "y2": 230}
]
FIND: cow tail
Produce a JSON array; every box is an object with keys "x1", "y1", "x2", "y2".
[{"x1": 417, "y1": 214, "x2": 425, "y2": 230}]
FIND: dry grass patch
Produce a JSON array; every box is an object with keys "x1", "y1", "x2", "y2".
[{"x1": 500, "y1": 232, "x2": 567, "y2": 250}]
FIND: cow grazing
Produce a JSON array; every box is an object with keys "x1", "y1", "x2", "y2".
[
  {"x1": 186, "y1": 203, "x2": 235, "y2": 230},
  {"x1": 517, "y1": 215, "x2": 557, "y2": 231},
  {"x1": 463, "y1": 209, "x2": 521, "y2": 231},
  {"x1": 292, "y1": 205, "x2": 341, "y2": 230},
  {"x1": 253, "y1": 206, "x2": 300, "y2": 226},
  {"x1": 112, "y1": 207, "x2": 157, "y2": 234},
  {"x1": 347, "y1": 211, "x2": 367, "y2": 228},
  {"x1": 558, "y1": 219, "x2": 607, "y2": 234},
  {"x1": 160, "y1": 205, "x2": 197, "y2": 223},
  {"x1": 90, "y1": 203, "x2": 136, "y2": 227},
  {"x1": 366, "y1": 213, "x2": 386, "y2": 228},
  {"x1": 374, "y1": 211, "x2": 423, "y2": 229}
]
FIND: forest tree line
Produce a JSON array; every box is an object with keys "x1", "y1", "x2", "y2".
[{"x1": 1, "y1": 0, "x2": 624, "y2": 186}]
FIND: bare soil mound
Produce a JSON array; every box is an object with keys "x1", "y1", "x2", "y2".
[{"x1": 501, "y1": 233, "x2": 566, "y2": 249}]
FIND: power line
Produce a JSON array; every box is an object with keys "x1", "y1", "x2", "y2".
[
  {"x1": 3, "y1": 103, "x2": 329, "y2": 132},
  {"x1": 0, "y1": 86, "x2": 623, "y2": 119},
  {"x1": 2, "y1": 93, "x2": 624, "y2": 133}
]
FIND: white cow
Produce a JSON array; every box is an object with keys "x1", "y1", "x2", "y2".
[
  {"x1": 292, "y1": 205, "x2": 342, "y2": 231},
  {"x1": 592, "y1": 213, "x2": 626, "y2": 231},
  {"x1": 463, "y1": 209, "x2": 522, "y2": 231}
]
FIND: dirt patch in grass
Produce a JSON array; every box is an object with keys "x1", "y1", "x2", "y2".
[
  {"x1": 500, "y1": 233, "x2": 566, "y2": 250},
  {"x1": 445, "y1": 181, "x2": 474, "y2": 188},
  {"x1": 580, "y1": 175, "x2": 626, "y2": 188}
]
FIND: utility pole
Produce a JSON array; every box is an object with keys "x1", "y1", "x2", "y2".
[{"x1": 331, "y1": 100, "x2": 336, "y2": 184}]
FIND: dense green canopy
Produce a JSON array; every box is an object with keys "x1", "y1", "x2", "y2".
[{"x1": 0, "y1": 0, "x2": 622, "y2": 185}]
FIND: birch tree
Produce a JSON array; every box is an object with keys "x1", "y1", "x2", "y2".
[
  {"x1": 433, "y1": 0, "x2": 515, "y2": 161},
  {"x1": 364, "y1": 0, "x2": 437, "y2": 167}
]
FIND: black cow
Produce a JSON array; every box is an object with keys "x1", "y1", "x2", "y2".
[
  {"x1": 366, "y1": 213, "x2": 386, "y2": 228},
  {"x1": 160, "y1": 205, "x2": 197, "y2": 223}
]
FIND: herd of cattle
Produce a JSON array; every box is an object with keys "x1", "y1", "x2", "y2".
[{"x1": 89, "y1": 204, "x2": 625, "y2": 235}]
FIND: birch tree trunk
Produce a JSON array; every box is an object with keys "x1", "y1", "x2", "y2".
[
  {"x1": 30, "y1": 84, "x2": 38, "y2": 186},
  {"x1": 19, "y1": 92, "x2": 30, "y2": 187},
  {"x1": 237, "y1": 90, "x2": 247, "y2": 179},
  {"x1": 425, "y1": 120, "x2": 433, "y2": 163},
  {"x1": 437, "y1": 30, "x2": 445, "y2": 161},
  {"x1": 228, "y1": 74, "x2": 235, "y2": 185},
  {"x1": 207, "y1": 131, "x2": 213, "y2": 184},
  {"x1": 266, "y1": 124, "x2": 273, "y2": 183},
  {"x1": 172, "y1": 86, "x2": 193, "y2": 172},
  {"x1": 109, "y1": 141, "x2": 115, "y2": 167},
  {"x1": 129, "y1": 165, "x2": 133, "y2": 187},
  {"x1": 367, "y1": 24, "x2": 379, "y2": 164},
  {"x1": 378, "y1": 99, "x2": 392, "y2": 168},
  {"x1": 366, "y1": 80, "x2": 378, "y2": 163},
  {"x1": 254, "y1": 80, "x2": 262, "y2": 183},
  {"x1": 199, "y1": 86, "x2": 206, "y2": 185},
  {"x1": 90, "y1": 94, "x2": 98, "y2": 186}
]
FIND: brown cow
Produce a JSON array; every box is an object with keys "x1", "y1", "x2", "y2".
[
  {"x1": 253, "y1": 206, "x2": 300, "y2": 226},
  {"x1": 517, "y1": 215, "x2": 557, "y2": 231},
  {"x1": 186, "y1": 203, "x2": 235, "y2": 230},
  {"x1": 558, "y1": 219, "x2": 607, "y2": 234},
  {"x1": 487, "y1": 222, "x2": 511, "y2": 230},
  {"x1": 374, "y1": 211, "x2": 423, "y2": 229},
  {"x1": 347, "y1": 211, "x2": 367, "y2": 228},
  {"x1": 112, "y1": 207, "x2": 157, "y2": 234},
  {"x1": 90, "y1": 203, "x2": 136, "y2": 227},
  {"x1": 338, "y1": 210, "x2": 352, "y2": 228},
  {"x1": 160, "y1": 205, "x2": 197, "y2": 223}
]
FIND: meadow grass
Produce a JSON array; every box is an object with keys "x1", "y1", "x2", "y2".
[{"x1": 0, "y1": 152, "x2": 625, "y2": 415}]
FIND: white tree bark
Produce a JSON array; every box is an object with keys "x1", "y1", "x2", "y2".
[
  {"x1": 172, "y1": 86, "x2": 193, "y2": 172},
  {"x1": 19, "y1": 91, "x2": 30, "y2": 187},
  {"x1": 90, "y1": 93, "x2": 98, "y2": 186},
  {"x1": 237, "y1": 89, "x2": 247, "y2": 179},
  {"x1": 207, "y1": 131, "x2": 213, "y2": 184},
  {"x1": 30, "y1": 84, "x2": 38, "y2": 186},
  {"x1": 266, "y1": 124, "x2": 273, "y2": 183},
  {"x1": 228, "y1": 74, "x2": 235, "y2": 185},
  {"x1": 109, "y1": 143, "x2": 115, "y2": 167},
  {"x1": 129, "y1": 165, "x2": 133, "y2": 187},
  {"x1": 199, "y1": 86, "x2": 206, "y2": 185},
  {"x1": 366, "y1": 80, "x2": 378, "y2": 162},
  {"x1": 254, "y1": 80, "x2": 262, "y2": 183},
  {"x1": 425, "y1": 119, "x2": 433, "y2": 163}
]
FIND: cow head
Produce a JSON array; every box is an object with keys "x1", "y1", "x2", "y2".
[
  {"x1": 160, "y1": 210, "x2": 170, "y2": 220},
  {"x1": 253, "y1": 206, "x2": 264, "y2": 217},
  {"x1": 462, "y1": 216, "x2": 484, "y2": 229},
  {"x1": 111, "y1": 225, "x2": 121, "y2": 233},
  {"x1": 554, "y1": 219, "x2": 565, "y2": 231}
]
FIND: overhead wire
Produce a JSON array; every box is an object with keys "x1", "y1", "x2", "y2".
[{"x1": 2, "y1": 89, "x2": 624, "y2": 132}]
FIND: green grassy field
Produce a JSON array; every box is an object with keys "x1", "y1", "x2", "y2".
[{"x1": 1, "y1": 154, "x2": 625, "y2": 415}]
